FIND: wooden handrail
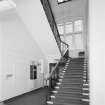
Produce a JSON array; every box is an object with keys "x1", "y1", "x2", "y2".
[
  {"x1": 61, "y1": 40, "x2": 69, "y2": 48},
  {"x1": 47, "y1": 49, "x2": 69, "y2": 80},
  {"x1": 40, "y1": 0, "x2": 70, "y2": 56},
  {"x1": 40, "y1": 0, "x2": 61, "y2": 53}
]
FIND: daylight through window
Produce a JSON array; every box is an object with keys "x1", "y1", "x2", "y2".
[{"x1": 57, "y1": 0, "x2": 72, "y2": 4}]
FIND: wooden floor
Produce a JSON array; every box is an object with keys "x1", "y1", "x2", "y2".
[{"x1": 4, "y1": 87, "x2": 49, "y2": 105}]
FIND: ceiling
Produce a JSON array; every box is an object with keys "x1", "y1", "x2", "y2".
[{"x1": 49, "y1": 0, "x2": 88, "y2": 24}]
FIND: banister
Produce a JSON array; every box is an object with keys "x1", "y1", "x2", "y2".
[
  {"x1": 47, "y1": 50, "x2": 68, "y2": 80},
  {"x1": 40, "y1": 0, "x2": 70, "y2": 56},
  {"x1": 40, "y1": 0, "x2": 61, "y2": 52},
  {"x1": 61, "y1": 40, "x2": 69, "y2": 48},
  {"x1": 40, "y1": 0, "x2": 70, "y2": 59}
]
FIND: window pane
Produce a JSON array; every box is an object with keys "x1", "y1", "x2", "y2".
[
  {"x1": 65, "y1": 22, "x2": 73, "y2": 34},
  {"x1": 57, "y1": 24, "x2": 64, "y2": 34},
  {"x1": 60, "y1": 36, "x2": 65, "y2": 41},
  {"x1": 65, "y1": 35, "x2": 73, "y2": 50},
  {"x1": 74, "y1": 34, "x2": 83, "y2": 50},
  {"x1": 74, "y1": 20, "x2": 83, "y2": 32}
]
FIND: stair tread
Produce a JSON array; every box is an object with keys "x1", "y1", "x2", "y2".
[
  {"x1": 47, "y1": 58, "x2": 89, "y2": 105},
  {"x1": 61, "y1": 82, "x2": 83, "y2": 84},
  {"x1": 53, "y1": 99, "x2": 83, "y2": 105},
  {"x1": 55, "y1": 94, "x2": 89, "y2": 99},
  {"x1": 58, "y1": 88, "x2": 83, "y2": 93}
]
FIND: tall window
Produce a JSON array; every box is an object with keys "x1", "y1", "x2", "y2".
[
  {"x1": 57, "y1": 19, "x2": 83, "y2": 51},
  {"x1": 65, "y1": 22, "x2": 73, "y2": 34},
  {"x1": 57, "y1": 24, "x2": 64, "y2": 35},
  {"x1": 74, "y1": 20, "x2": 83, "y2": 32},
  {"x1": 74, "y1": 20, "x2": 83, "y2": 50}
]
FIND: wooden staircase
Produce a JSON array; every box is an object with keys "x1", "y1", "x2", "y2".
[{"x1": 47, "y1": 58, "x2": 89, "y2": 105}]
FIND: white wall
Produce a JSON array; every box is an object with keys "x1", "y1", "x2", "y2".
[
  {"x1": 0, "y1": 0, "x2": 61, "y2": 101},
  {"x1": 89, "y1": 0, "x2": 105, "y2": 105},
  {"x1": 14, "y1": 0, "x2": 60, "y2": 58},
  {"x1": 0, "y1": 24, "x2": 2, "y2": 101},
  {"x1": 0, "y1": 9, "x2": 48, "y2": 101}
]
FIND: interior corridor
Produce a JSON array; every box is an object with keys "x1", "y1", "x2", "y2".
[{"x1": 4, "y1": 87, "x2": 49, "y2": 105}]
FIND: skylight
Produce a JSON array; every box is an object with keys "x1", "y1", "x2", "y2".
[{"x1": 57, "y1": 0, "x2": 72, "y2": 4}]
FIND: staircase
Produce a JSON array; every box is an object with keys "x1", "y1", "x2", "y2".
[
  {"x1": 47, "y1": 57, "x2": 89, "y2": 105},
  {"x1": 40, "y1": 1, "x2": 89, "y2": 105}
]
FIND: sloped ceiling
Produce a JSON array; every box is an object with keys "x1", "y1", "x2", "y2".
[{"x1": 49, "y1": 0, "x2": 87, "y2": 23}]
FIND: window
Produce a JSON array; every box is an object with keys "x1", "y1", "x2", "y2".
[
  {"x1": 65, "y1": 35, "x2": 73, "y2": 50},
  {"x1": 57, "y1": 19, "x2": 84, "y2": 51},
  {"x1": 74, "y1": 20, "x2": 83, "y2": 32},
  {"x1": 57, "y1": 24, "x2": 64, "y2": 35},
  {"x1": 57, "y1": 0, "x2": 72, "y2": 4},
  {"x1": 65, "y1": 22, "x2": 73, "y2": 34},
  {"x1": 74, "y1": 34, "x2": 83, "y2": 50}
]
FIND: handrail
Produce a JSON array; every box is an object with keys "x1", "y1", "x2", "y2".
[
  {"x1": 40, "y1": 0, "x2": 70, "y2": 56},
  {"x1": 61, "y1": 40, "x2": 69, "y2": 48},
  {"x1": 40, "y1": 0, "x2": 61, "y2": 53},
  {"x1": 47, "y1": 49, "x2": 69, "y2": 80},
  {"x1": 60, "y1": 40, "x2": 69, "y2": 56}
]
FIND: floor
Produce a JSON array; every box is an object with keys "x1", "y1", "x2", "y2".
[{"x1": 4, "y1": 87, "x2": 50, "y2": 105}]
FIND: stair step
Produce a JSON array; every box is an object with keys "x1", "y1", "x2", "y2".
[
  {"x1": 69, "y1": 66, "x2": 84, "y2": 68},
  {"x1": 83, "y1": 89, "x2": 89, "y2": 93},
  {"x1": 50, "y1": 95, "x2": 56, "y2": 98},
  {"x1": 67, "y1": 69, "x2": 84, "y2": 71},
  {"x1": 47, "y1": 57, "x2": 89, "y2": 105},
  {"x1": 82, "y1": 98, "x2": 89, "y2": 102},
  {"x1": 58, "y1": 89, "x2": 89, "y2": 94},
  {"x1": 62, "y1": 81, "x2": 83, "y2": 85},
  {"x1": 82, "y1": 95, "x2": 89, "y2": 99},
  {"x1": 52, "y1": 91, "x2": 58, "y2": 94},
  {"x1": 53, "y1": 98, "x2": 89, "y2": 105},
  {"x1": 61, "y1": 85, "x2": 83, "y2": 89},
  {"x1": 55, "y1": 95, "x2": 87, "y2": 101},
  {"x1": 69, "y1": 65, "x2": 84, "y2": 67},
  {"x1": 55, "y1": 93, "x2": 89, "y2": 100},
  {"x1": 83, "y1": 85, "x2": 89, "y2": 88},
  {"x1": 83, "y1": 88, "x2": 89, "y2": 91},
  {"x1": 62, "y1": 78, "x2": 83, "y2": 82},
  {"x1": 64, "y1": 75, "x2": 83, "y2": 78},
  {"x1": 65, "y1": 72, "x2": 83, "y2": 75},
  {"x1": 61, "y1": 83, "x2": 82, "y2": 87},
  {"x1": 57, "y1": 93, "x2": 82, "y2": 97},
  {"x1": 58, "y1": 88, "x2": 83, "y2": 93},
  {"x1": 53, "y1": 102, "x2": 82, "y2": 105},
  {"x1": 53, "y1": 97, "x2": 83, "y2": 105},
  {"x1": 47, "y1": 101, "x2": 53, "y2": 104},
  {"x1": 70, "y1": 62, "x2": 84, "y2": 64},
  {"x1": 65, "y1": 71, "x2": 84, "y2": 74},
  {"x1": 62, "y1": 77, "x2": 83, "y2": 80},
  {"x1": 53, "y1": 103, "x2": 89, "y2": 105},
  {"x1": 60, "y1": 85, "x2": 89, "y2": 90}
]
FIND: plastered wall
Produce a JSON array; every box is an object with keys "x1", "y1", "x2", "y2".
[
  {"x1": 0, "y1": 0, "x2": 60, "y2": 101},
  {"x1": 89, "y1": 0, "x2": 105, "y2": 105}
]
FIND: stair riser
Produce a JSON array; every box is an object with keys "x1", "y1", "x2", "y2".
[{"x1": 48, "y1": 58, "x2": 89, "y2": 105}]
